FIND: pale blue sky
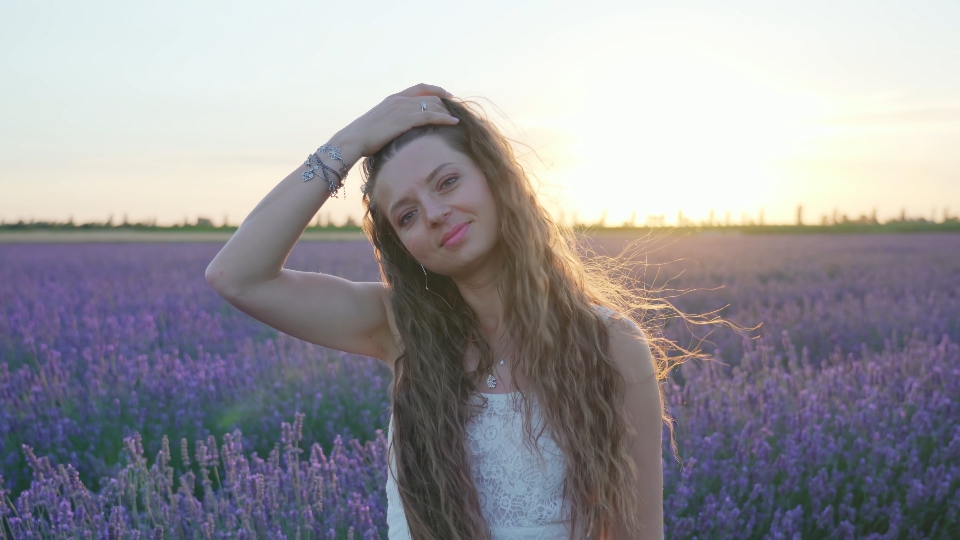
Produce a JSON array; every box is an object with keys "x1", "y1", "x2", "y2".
[{"x1": 2, "y1": 0, "x2": 959, "y2": 226}]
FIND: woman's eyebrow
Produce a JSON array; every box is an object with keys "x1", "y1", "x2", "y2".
[
  {"x1": 387, "y1": 162, "x2": 456, "y2": 216},
  {"x1": 423, "y1": 162, "x2": 455, "y2": 185}
]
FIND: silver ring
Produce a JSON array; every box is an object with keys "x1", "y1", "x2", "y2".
[{"x1": 420, "y1": 102, "x2": 427, "y2": 112}]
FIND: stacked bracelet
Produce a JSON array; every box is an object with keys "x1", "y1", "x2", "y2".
[
  {"x1": 317, "y1": 143, "x2": 351, "y2": 175},
  {"x1": 302, "y1": 143, "x2": 353, "y2": 198}
]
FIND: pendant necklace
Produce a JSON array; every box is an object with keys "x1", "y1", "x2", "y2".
[{"x1": 486, "y1": 358, "x2": 508, "y2": 388}]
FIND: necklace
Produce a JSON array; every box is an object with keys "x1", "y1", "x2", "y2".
[{"x1": 486, "y1": 358, "x2": 507, "y2": 388}]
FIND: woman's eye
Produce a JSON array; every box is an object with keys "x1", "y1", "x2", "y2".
[
  {"x1": 440, "y1": 176, "x2": 458, "y2": 189},
  {"x1": 399, "y1": 210, "x2": 416, "y2": 226}
]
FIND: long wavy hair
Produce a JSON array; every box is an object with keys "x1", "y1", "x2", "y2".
[{"x1": 360, "y1": 98, "x2": 711, "y2": 539}]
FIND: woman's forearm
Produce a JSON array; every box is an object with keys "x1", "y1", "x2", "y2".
[{"x1": 204, "y1": 132, "x2": 362, "y2": 297}]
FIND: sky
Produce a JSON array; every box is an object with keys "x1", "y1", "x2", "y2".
[{"x1": 2, "y1": 0, "x2": 959, "y2": 227}]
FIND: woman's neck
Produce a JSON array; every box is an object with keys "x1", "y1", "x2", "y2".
[{"x1": 452, "y1": 247, "x2": 509, "y2": 341}]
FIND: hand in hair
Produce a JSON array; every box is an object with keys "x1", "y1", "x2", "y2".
[{"x1": 335, "y1": 83, "x2": 460, "y2": 159}]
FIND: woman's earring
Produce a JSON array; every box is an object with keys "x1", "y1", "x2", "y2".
[{"x1": 421, "y1": 264, "x2": 429, "y2": 290}]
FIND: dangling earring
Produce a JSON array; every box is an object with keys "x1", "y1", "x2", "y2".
[{"x1": 421, "y1": 264, "x2": 429, "y2": 290}]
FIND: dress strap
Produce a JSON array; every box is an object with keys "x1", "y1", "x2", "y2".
[
  {"x1": 592, "y1": 304, "x2": 642, "y2": 331},
  {"x1": 593, "y1": 304, "x2": 616, "y2": 320}
]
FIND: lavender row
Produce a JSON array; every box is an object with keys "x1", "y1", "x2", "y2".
[
  {"x1": 2, "y1": 413, "x2": 387, "y2": 539},
  {"x1": 4, "y1": 335, "x2": 956, "y2": 538},
  {"x1": 591, "y1": 234, "x2": 960, "y2": 366},
  {"x1": 1, "y1": 242, "x2": 380, "y2": 364},
  {"x1": 1, "y1": 242, "x2": 387, "y2": 494},
  {"x1": 660, "y1": 330, "x2": 960, "y2": 538}
]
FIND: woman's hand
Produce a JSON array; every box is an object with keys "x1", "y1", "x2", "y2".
[{"x1": 334, "y1": 83, "x2": 460, "y2": 161}]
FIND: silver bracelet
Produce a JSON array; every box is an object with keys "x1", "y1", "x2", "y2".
[
  {"x1": 302, "y1": 144, "x2": 351, "y2": 198},
  {"x1": 302, "y1": 153, "x2": 342, "y2": 195},
  {"x1": 317, "y1": 143, "x2": 352, "y2": 176}
]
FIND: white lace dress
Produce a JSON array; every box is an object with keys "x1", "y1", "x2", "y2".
[{"x1": 385, "y1": 390, "x2": 575, "y2": 539}]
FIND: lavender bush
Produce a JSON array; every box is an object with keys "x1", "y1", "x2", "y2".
[
  {"x1": 0, "y1": 242, "x2": 388, "y2": 495},
  {"x1": 2, "y1": 234, "x2": 959, "y2": 538},
  {"x1": 660, "y1": 330, "x2": 959, "y2": 538},
  {"x1": 3, "y1": 414, "x2": 387, "y2": 539}
]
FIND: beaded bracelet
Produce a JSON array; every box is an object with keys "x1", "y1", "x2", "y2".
[{"x1": 302, "y1": 144, "x2": 352, "y2": 198}]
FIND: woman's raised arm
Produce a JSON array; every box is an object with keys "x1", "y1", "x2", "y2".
[{"x1": 204, "y1": 83, "x2": 459, "y2": 364}]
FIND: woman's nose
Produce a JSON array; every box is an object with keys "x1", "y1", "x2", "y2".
[{"x1": 423, "y1": 198, "x2": 452, "y2": 224}]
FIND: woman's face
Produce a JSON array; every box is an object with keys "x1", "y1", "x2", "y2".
[{"x1": 374, "y1": 135, "x2": 501, "y2": 280}]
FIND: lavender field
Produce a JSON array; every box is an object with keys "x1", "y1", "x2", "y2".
[{"x1": 1, "y1": 234, "x2": 958, "y2": 539}]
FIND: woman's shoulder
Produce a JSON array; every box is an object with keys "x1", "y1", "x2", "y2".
[{"x1": 592, "y1": 304, "x2": 655, "y2": 385}]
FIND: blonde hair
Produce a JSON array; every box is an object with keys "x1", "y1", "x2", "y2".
[{"x1": 360, "y1": 98, "x2": 716, "y2": 539}]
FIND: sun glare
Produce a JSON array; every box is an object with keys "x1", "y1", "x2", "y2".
[{"x1": 504, "y1": 11, "x2": 830, "y2": 226}]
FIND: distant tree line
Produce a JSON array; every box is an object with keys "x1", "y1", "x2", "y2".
[
  {"x1": 0, "y1": 214, "x2": 363, "y2": 232},
  {"x1": 2, "y1": 206, "x2": 958, "y2": 233}
]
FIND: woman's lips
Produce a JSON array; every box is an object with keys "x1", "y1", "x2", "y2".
[{"x1": 441, "y1": 222, "x2": 470, "y2": 247}]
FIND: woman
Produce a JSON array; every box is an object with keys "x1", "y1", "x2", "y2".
[{"x1": 206, "y1": 84, "x2": 669, "y2": 539}]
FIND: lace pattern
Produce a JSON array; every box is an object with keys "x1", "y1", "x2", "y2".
[
  {"x1": 385, "y1": 306, "x2": 619, "y2": 539},
  {"x1": 385, "y1": 392, "x2": 573, "y2": 539}
]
